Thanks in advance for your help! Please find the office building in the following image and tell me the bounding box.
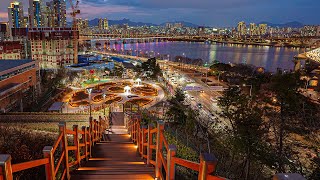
[29,0,42,27]
[8,1,24,29]
[0,60,38,112]
[28,27,78,69]
[98,18,108,30]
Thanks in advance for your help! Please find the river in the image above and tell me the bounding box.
[105,41,303,72]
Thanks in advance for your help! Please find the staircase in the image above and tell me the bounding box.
[71,116,155,179]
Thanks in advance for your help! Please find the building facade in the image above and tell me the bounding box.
[237,21,246,36]
[29,0,42,27]
[0,60,38,112]
[0,41,24,59]
[8,1,24,29]
[98,18,109,30]
[28,28,78,69]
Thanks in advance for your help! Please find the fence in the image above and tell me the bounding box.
[0,116,108,180]
[125,114,226,180]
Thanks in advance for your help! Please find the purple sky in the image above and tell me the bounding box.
[1,0,319,26]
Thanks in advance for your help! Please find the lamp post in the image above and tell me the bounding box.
[103,93,106,116]
[242,84,252,97]
[86,88,93,118]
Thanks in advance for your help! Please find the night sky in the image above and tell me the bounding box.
[0,0,319,26]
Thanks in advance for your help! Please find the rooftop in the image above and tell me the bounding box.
[0,60,33,72]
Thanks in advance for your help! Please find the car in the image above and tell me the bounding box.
[197,103,203,109]
[127,95,139,98]
[190,96,195,100]
[200,90,204,93]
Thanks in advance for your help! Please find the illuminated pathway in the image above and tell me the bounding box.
[71,116,155,179]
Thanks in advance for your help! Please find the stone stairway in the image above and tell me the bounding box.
[70,125,155,180]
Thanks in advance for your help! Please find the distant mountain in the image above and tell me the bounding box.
[257,21,304,28]
[88,18,157,27]
[160,21,199,27]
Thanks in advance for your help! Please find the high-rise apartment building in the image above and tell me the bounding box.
[8,1,24,29]
[259,24,268,36]
[53,0,67,27]
[98,18,108,30]
[249,23,257,36]
[28,28,78,69]
[42,0,66,28]
[317,26,320,37]
[29,0,42,27]
[237,21,246,36]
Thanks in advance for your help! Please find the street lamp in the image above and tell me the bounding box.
[103,93,107,116]
[242,84,252,96]
[86,88,93,119]
[136,78,141,86]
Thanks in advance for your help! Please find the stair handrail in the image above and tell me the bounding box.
[127,115,226,180]
[0,116,108,180]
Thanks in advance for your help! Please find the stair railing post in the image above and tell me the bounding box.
[198,153,218,180]
[167,145,177,180]
[155,121,164,178]
[87,127,92,158]
[93,119,97,143]
[59,122,70,180]
[141,125,147,158]
[147,124,151,165]
[0,155,13,180]
[82,126,89,161]
[73,125,80,167]
[43,146,55,180]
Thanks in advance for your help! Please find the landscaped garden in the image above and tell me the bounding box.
[71,91,88,101]
[108,86,125,93]
[131,86,158,96]
[92,93,117,102]
[126,98,153,106]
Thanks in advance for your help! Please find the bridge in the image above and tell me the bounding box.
[294,46,320,71]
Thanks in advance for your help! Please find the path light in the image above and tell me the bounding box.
[136,78,141,86]
[124,86,131,95]
[86,88,93,118]
[103,93,107,116]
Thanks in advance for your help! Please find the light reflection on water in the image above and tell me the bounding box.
[105,41,302,72]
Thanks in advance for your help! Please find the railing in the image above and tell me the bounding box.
[0,116,108,180]
[126,115,226,180]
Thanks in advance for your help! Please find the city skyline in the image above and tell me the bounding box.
[0,0,319,27]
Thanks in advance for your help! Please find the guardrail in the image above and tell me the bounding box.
[125,114,226,180]
[0,116,108,180]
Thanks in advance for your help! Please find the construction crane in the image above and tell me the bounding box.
[68,0,80,64]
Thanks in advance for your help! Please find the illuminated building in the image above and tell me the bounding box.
[237,21,246,36]
[258,24,267,36]
[0,41,24,59]
[29,0,42,27]
[8,1,24,29]
[98,18,109,30]
[249,23,257,36]
[0,22,9,41]
[28,27,78,69]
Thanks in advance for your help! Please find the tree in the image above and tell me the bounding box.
[218,86,269,179]
[268,72,302,172]
[166,88,187,125]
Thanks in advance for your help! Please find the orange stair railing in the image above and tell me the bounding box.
[126,114,226,180]
[0,116,108,180]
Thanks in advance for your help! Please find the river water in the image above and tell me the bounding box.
[107,41,303,72]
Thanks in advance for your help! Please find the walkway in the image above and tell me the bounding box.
[70,113,155,179]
